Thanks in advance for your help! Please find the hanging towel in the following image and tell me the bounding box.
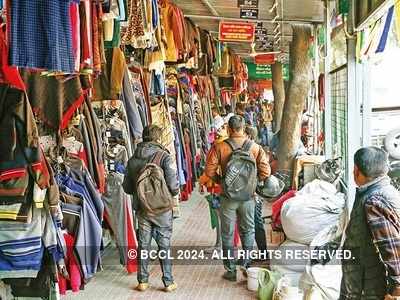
[376,6,394,53]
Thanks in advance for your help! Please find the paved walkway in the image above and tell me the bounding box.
[63,190,271,300]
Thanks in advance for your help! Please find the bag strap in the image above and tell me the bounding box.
[225,139,239,151]
[242,139,253,152]
[225,139,253,152]
[150,151,165,166]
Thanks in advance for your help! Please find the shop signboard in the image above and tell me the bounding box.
[219,21,255,43]
[247,63,272,80]
[237,0,258,8]
[246,62,290,81]
[240,8,259,19]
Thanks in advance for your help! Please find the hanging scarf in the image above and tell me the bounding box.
[376,5,394,53]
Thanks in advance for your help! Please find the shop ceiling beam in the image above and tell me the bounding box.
[184,14,323,24]
[200,0,219,16]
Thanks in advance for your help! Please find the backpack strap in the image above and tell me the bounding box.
[225,139,239,151]
[241,139,253,152]
[150,151,165,166]
[225,139,253,152]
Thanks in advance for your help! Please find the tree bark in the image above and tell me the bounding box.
[277,25,312,175]
[271,62,285,132]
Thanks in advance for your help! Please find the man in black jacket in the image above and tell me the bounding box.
[123,125,179,293]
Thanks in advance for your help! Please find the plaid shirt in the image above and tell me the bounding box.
[365,192,400,296]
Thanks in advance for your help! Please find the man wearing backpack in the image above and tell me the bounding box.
[123,125,179,292]
[205,115,270,281]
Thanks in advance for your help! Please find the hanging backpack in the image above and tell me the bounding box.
[136,151,174,216]
[223,139,257,201]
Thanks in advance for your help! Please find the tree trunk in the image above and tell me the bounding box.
[271,62,285,132]
[277,25,312,175]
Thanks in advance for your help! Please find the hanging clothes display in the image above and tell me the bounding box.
[92,100,138,274]
[0,0,248,296]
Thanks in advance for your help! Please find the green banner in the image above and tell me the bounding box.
[246,62,290,81]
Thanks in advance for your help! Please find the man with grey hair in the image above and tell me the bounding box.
[340,146,400,300]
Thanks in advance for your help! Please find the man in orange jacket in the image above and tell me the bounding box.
[204,115,270,281]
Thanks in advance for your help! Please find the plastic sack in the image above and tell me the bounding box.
[280,180,345,244]
[299,213,347,300]
[273,277,304,300]
[271,239,308,286]
[296,180,339,198]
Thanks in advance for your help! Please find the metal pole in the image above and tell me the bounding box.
[313,25,320,155]
[184,14,323,25]
[361,62,372,146]
[346,0,360,211]
[324,0,333,158]
[200,0,219,17]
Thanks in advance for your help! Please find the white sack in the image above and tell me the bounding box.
[271,239,309,283]
[281,180,345,244]
[299,213,347,300]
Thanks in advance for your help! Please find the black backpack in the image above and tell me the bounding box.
[136,151,174,216]
[223,139,257,201]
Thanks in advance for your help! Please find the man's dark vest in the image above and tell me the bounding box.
[341,177,400,299]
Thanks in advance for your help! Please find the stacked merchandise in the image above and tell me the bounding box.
[0,68,61,297]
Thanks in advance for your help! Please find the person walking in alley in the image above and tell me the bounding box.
[123,125,179,293]
[199,114,229,253]
[340,147,400,299]
[245,125,267,253]
[205,116,270,281]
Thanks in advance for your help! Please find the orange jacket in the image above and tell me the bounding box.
[204,132,270,183]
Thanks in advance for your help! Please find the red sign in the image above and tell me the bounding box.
[254,53,276,65]
[219,21,255,43]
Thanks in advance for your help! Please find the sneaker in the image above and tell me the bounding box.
[164,282,178,292]
[135,282,149,291]
[222,271,237,282]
